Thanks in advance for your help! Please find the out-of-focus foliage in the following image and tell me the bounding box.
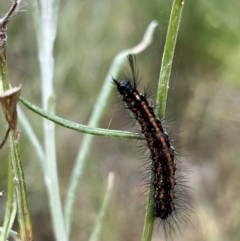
[0,0,240,240]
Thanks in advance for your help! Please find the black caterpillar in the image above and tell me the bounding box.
[113,55,190,238]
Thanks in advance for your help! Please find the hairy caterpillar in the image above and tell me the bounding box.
[113,55,191,238]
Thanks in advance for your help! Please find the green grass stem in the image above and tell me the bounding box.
[19,96,144,140]
[9,134,33,241]
[88,172,115,241]
[141,1,185,241]
[0,157,17,241]
[0,1,33,240]
[17,106,45,168]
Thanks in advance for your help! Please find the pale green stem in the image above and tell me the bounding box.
[0,227,20,240]
[45,96,67,241]
[88,173,115,241]
[17,106,45,168]
[31,0,66,240]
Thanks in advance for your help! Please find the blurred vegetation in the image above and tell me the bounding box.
[0,0,240,240]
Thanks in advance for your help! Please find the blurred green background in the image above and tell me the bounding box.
[1,0,240,240]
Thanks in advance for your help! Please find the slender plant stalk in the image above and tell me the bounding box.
[156,0,185,118]
[64,21,158,238]
[9,135,33,241]
[30,1,67,240]
[19,96,144,140]
[0,227,20,241]
[17,106,45,168]
[141,1,185,241]
[0,156,17,241]
[0,1,33,240]
[88,173,115,241]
